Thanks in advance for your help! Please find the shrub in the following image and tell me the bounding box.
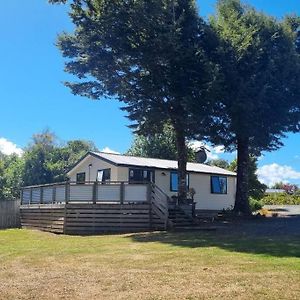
[249,197,263,212]
[261,193,300,205]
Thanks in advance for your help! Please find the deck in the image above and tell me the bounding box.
[20,181,171,234]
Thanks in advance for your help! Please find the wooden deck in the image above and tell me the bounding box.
[20,203,166,234]
[20,181,171,234]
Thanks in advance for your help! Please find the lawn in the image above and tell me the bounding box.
[0,228,299,300]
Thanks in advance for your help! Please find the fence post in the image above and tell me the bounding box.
[93,182,97,204]
[120,182,125,205]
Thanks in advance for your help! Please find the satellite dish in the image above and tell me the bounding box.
[195,146,209,163]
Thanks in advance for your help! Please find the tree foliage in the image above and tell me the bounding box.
[206,158,230,169]
[228,157,267,200]
[0,154,24,201]
[127,123,196,161]
[0,131,97,200]
[208,0,300,214]
[23,130,97,186]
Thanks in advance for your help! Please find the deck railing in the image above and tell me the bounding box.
[21,181,173,229]
[21,181,151,205]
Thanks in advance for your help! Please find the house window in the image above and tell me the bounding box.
[170,172,189,192]
[129,168,155,183]
[97,169,111,182]
[76,172,86,184]
[211,176,227,194]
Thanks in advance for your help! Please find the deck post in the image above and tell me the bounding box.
[65,182,70,204]
[148,183,153,229]
[40,187,43,204]
[93,182,97,204]
[120,182,125,205]
[20,189,23,205]
[52,185,56,204]
[29,188,32,205]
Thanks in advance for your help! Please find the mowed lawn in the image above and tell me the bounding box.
[0,227,300,300]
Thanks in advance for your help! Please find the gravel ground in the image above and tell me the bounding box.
[264,205,300,216]
[217,214,300,237]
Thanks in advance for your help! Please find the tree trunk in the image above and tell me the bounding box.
[234,136,252,215]
[174,128,188,203]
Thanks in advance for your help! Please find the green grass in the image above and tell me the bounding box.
[0,229,299,299]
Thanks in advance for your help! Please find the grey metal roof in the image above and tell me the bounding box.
[265,189,285,194]
[89,152,236,176]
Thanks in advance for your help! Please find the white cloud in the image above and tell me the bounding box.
[101,147,120,154]
[257,163,300,186]
[214,145,225,154]
[0,137,23,156]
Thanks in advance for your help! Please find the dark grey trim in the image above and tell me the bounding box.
[210,176,228,194]
[76,172,86,184]
[170,171,190,192]
[97,168,111,182]
[128,167,156,183]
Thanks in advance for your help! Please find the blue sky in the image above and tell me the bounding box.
[0,0,300,186]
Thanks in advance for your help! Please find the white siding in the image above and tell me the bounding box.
[68,155,119,182]
[154,170,236,211]
[68,154,236,210]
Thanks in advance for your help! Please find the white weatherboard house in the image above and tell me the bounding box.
[67,152,237,211]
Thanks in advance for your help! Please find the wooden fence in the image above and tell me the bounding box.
[0,200,20,229]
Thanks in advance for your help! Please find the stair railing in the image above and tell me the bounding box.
[151,183,173,229]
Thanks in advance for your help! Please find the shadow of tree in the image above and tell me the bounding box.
[128,224,300,258]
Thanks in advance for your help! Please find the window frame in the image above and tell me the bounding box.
[170,171,189,192]
[211,176,228,194]
[76,172,86,184]
[128,168,155,183]
[97,168,111,182]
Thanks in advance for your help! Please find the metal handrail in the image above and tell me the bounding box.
[21,180,152,190]
[21,181,152,205]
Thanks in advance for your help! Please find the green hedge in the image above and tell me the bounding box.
[261,193,300,205]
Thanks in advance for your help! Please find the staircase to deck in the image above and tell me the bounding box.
[151,184,196,229]
[168,206,195,227]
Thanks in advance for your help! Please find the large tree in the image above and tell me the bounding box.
[228,157,266,200]
[209,0,300,214]
[49,0,219,201]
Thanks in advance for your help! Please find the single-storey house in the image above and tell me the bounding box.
[67,151,236,211]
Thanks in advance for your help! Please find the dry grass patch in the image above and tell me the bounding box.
[0,229,299,299]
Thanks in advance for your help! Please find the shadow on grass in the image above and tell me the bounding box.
[128,230,300,258]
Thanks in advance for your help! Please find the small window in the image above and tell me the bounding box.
[170,172,189,192]
[76,172,86,184]
[97,169,111,182]
[211,176,227,194]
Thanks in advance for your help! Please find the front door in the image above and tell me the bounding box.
[129,168,155,183]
